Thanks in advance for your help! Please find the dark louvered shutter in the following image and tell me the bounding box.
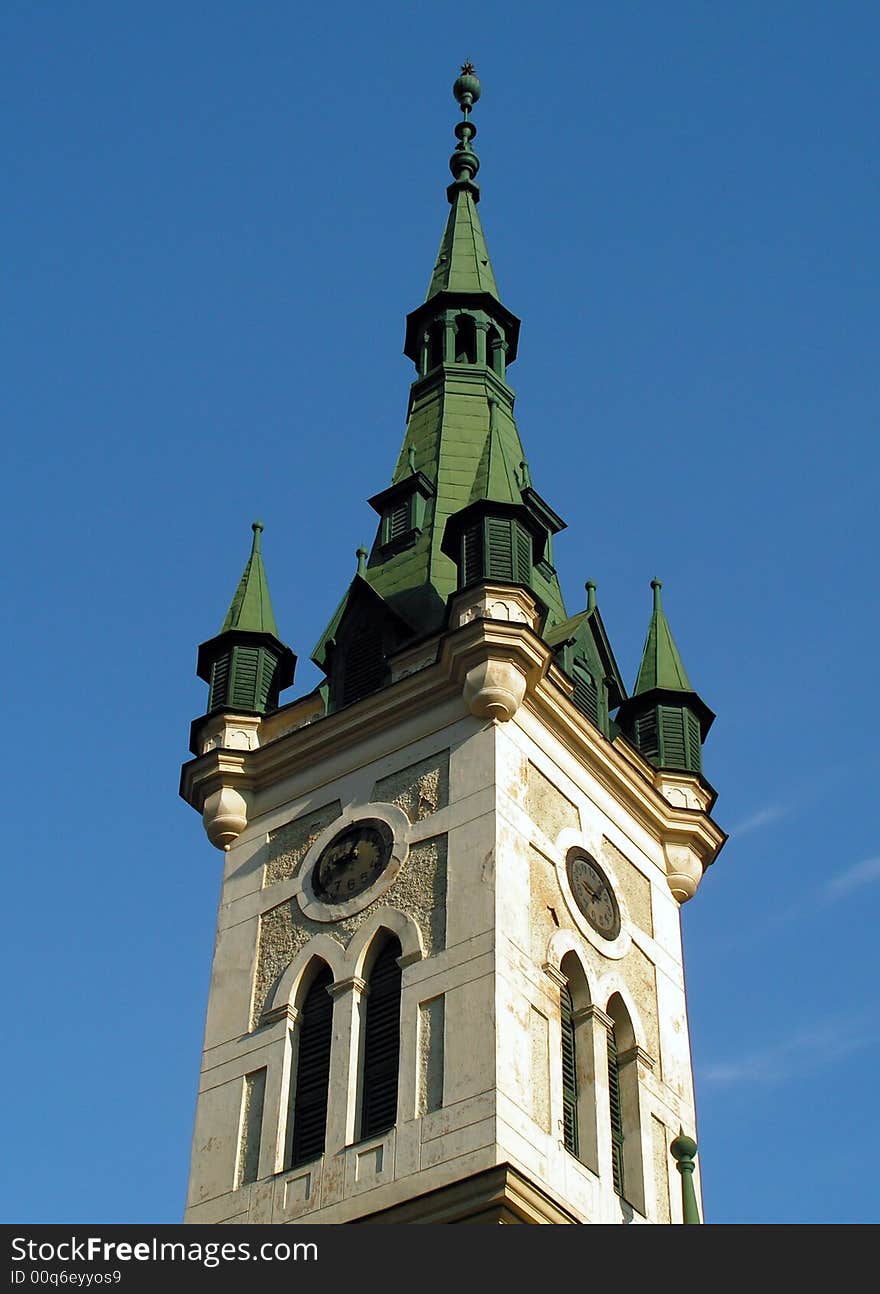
[561,983,579,1156]
[289,967,333,1166]
[231,646,260,709]
[341,621,385,706]
[608,1025,625,1196]
[659,706,687,769]
[486,518,514,581]
[209,653,230,710]
[360,941,402,1140]
[513,523,532,583]
[462,522,483,585]
[259,651,278,711]
[684,709,702,773]
[634,710,659,762]
[572,663,599,725]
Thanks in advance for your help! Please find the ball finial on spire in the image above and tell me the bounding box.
[453,61,481,113]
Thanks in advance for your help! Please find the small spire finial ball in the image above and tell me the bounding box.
[670,1132,698,1162]
[453,62,481,112]
[252,520,264,534]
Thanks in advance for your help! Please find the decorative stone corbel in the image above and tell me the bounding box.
[202,785,250,851]
[663,841,705,902]
[463,658,527,721]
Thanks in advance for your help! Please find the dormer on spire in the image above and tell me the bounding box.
[195,521,296,719]
[617,580,714,775]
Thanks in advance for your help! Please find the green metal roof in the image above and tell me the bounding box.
[633,580,693,695]
[426,186,500,301]
[220,521,280,637]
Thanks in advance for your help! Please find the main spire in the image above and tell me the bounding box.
[425,63,500,301]
[313,67,574,710]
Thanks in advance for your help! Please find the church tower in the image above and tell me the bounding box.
[180,66,724,1225]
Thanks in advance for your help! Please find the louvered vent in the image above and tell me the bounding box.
[607,1026,625,1197]
[685,709,702,773]
[208,653,230,710]
[514,523,532,583]
[634,709,659,761]
[660,706,687,769]
[561,982,579,1156]
[462,522,483,585]
[486,518,514,581]
[572,663,599,726]
[230,646,260,709]
[289,966,333,1166]
[386,501,410,543]
[341,623,386,707]
[359,941,402,1140]
[259,651,278,711]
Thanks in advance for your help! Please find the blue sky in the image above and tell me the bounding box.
[3,2,878,1225]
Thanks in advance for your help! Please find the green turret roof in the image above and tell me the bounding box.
[633,579,693,695]
[426,185,500,300]
[220,521,280,637]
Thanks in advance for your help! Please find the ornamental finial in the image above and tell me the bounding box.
[449,61,481,188]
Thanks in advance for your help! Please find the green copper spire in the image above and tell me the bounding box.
[425,63,500,301]
[196,521,295,717]
[220,521,280,637]
[313,68,578,709]
[632,580,693,696]
[617,580,714,776]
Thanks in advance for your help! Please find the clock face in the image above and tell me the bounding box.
[566,850,620,940]
[312,819,394,905]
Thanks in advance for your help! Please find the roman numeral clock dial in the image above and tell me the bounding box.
[566,848,621,940]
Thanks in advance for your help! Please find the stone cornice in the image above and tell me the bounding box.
[180,611,725,897]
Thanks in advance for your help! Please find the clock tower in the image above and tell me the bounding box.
[180,66,724,1225]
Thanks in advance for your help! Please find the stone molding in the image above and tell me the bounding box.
[618,1044,655,1073]
[181,610,725,895]
[351,1163,579,1225]
[259,1003,300,1029]
[326,976,368,1001]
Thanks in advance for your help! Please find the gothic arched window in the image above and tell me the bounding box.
[288,963,334,1167]
[606,993,645,1213]
[559,951,598,1172]
[359,937,402,1140]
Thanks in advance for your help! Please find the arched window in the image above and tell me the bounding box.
[559,951,598,1172]
[487,324,506,378]
[606,993,645,1213]
[424,321,444,372]
[288,963,334,1167]
[359,937,402,1140]
[454,314,477,364]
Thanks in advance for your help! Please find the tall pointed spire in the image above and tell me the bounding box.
[196,521,295,717]
[424,64,500,301]
[632,580,693,695]
[617,580,713,776]
[220,521,280,637]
